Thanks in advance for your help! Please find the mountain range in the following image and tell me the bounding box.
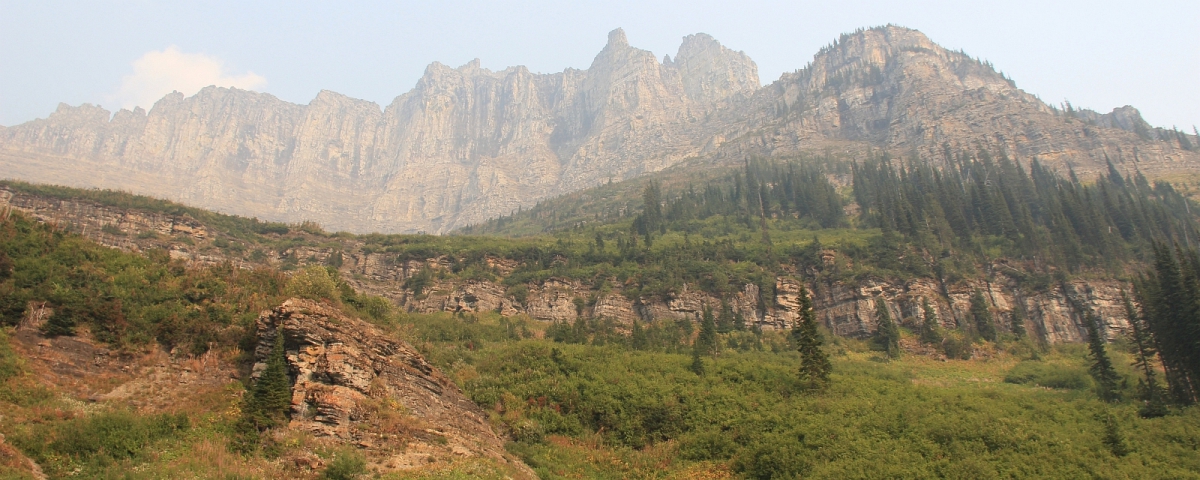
[2,25,1197,233]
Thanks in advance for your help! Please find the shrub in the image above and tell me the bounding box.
[941,331,973,360]
[319,450,366,480]
[285,266,340,304]
[1004,361,1093,390]
[13,411,189,470]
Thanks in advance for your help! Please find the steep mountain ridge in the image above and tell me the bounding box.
[0,28,757,233]
[2,26,1196,234]
[711,26,1197,174]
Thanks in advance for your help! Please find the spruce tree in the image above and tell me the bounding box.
[873,297,901,359]
[792,286,831,390]
[250,331,293,428]
[235,330,293,452]
[697,308,718,357]
[1124,290,1167,417]
[717,300,735,333]
[689,343,705,376]
[919,298,943,345]
[630,319,648,351]
[970,289,997,342]
[1084,308,1122,402]
[1010,304,1028,339]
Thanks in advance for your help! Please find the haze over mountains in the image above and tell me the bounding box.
[2,25,1197,233]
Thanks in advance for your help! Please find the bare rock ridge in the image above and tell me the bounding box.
[1,26,1197,233]
[253,298,534,476]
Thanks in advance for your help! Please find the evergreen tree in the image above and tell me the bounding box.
[1102,413,1131,457]
[716,300,735,333]
[919,298,943,345]
[970,289,997,342]
[873,297,901,359]
[792,285,831,390]
[697,308,718,357]
[250,331,293,427]
[1083,307,1122,402]
[630,319,648,351]
[689,343,705,376]
[1124,290,1168,417]
[235,330,293,452]
[1010,304,1028,339]
[1141,243,1200,404]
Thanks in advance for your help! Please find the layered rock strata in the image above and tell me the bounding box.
[3,26,1196,234]
[252,299,533,476]
[0,29,756,234]
[1,185,1135,345]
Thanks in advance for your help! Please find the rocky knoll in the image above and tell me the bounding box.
[3,26,1196,234]
[253,298,534,476]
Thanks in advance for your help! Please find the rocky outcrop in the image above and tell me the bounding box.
[4,26,1195,234]
[3,184,1134,346]
[252,299,533,476]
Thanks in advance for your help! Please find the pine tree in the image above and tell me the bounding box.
[689,343,705,376]
[873,297,901,359]
[1102,413,1131,457]
[235,329,293,452]
[1010,304,1028,339]
[630,319,648,351]
[919,298,943,345]
[250,331,293,428]
[697,308,718,357]
[716,300,734,333]
[970,289,997,342]
[1084,308,1122,402]
[1124,290,1167,417]
[792,285,832,390]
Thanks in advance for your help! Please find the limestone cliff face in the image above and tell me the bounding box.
[0,29,756,234]
[2,26,1196,234]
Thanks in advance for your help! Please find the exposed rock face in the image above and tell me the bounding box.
[253,299,533,476]
[0,28,755,234]
[714,27,1199,179]
[2,185,1136,347]
[4,26,1194,234]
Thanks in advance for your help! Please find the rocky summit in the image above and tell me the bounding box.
[1,26,1197,233]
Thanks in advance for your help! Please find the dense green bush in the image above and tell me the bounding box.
[12,411,189,473]
[0,212,289,353]
[1004,360,1093,390]
[319,450,366,480]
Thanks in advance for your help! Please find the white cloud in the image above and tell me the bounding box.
[108,46,267,111]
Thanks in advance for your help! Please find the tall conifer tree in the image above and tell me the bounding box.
[792,285,831,390]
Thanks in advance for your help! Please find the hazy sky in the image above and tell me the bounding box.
[1,0,1197,129]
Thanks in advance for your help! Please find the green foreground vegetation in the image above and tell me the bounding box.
[3,145,1200,477]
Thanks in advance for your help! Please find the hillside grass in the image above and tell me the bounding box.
[397,312,1200,479]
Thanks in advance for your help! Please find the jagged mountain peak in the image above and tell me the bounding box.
[2,26,1196,234]
[606,27,629,49]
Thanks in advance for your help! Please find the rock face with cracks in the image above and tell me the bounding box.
[4,26,1194,234]
[251,298,533,476]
